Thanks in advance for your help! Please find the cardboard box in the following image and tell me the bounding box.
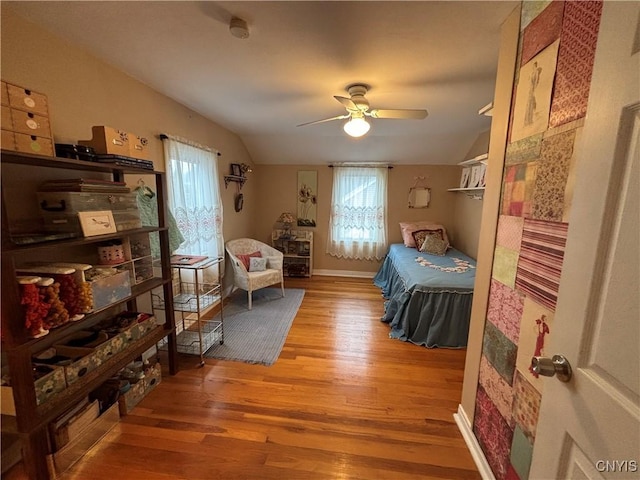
[40,346,96,386]
[32,364,67,406]
[118,363,161,415]
[1,364,67,415]
[79,126,130,157]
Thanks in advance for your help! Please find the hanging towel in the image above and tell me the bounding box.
[136,187,185,258]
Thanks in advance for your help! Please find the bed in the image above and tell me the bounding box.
[373,243,477,348]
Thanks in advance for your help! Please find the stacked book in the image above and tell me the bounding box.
[38,178,131,193]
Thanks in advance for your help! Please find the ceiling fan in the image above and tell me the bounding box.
[297,84,428,137]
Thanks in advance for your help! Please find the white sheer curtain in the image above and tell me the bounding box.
[162,136,224,260]
[326,165,388,260]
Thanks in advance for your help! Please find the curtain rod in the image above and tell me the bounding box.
[159,133,221,156]
[329,164,393,169]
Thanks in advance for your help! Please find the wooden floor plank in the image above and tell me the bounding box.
[5,276,479,480]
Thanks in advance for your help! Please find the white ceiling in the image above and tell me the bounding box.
[5,1,517,165]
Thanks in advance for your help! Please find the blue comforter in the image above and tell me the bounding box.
[373,244,476,348]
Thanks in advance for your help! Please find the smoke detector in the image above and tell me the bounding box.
[229,17,250,39]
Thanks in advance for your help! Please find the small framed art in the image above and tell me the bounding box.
[230,163,242,177]
[460,167,471,188]
[78,210,117,237]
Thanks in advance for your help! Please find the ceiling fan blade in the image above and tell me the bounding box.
[334,95,358,110]
[297,114,350,127]
[369,108,428,119]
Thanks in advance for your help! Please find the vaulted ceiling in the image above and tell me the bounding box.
[4,1,518,165]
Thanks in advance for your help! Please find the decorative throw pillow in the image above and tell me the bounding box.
[419,231,448,256]
[265,256,280,269]
[411,228,444,251]
[249,256,268,272]
[237,251,262,270]
[399,221,450,248]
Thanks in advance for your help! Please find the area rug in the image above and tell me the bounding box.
[204,288,304,366]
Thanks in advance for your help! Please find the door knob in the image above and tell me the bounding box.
[530,355,572,382]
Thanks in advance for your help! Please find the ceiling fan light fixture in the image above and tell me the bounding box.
[343,116,370,137]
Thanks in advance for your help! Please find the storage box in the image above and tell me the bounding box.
[57,330,124,368]
[14,132,54,156]
[32,364,67,406]
[10,109,51,137]
[1,129,15,150]
[128,133,151,160]
[37,191,138,214]
[1,80,55,157]
[78,126,130,157]
[2,105,12,129]
[1,81,8,106]
[47,402,119,476]
[89,270,131,311]
[1,363,67,415]
[37,346,95,386]
[118,363,161,415]
[7,83,50,117]
[50,399,100,451]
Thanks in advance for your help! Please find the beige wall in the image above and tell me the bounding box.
[255,164,461,274]
[2,9,484,273]
[1,10,256,242]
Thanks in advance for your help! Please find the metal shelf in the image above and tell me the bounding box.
[152,257,224,366]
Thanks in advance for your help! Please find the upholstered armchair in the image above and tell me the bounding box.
[225,238,285,310]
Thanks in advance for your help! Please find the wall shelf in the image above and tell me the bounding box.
[223,175,246,189]
[452,152,487,200]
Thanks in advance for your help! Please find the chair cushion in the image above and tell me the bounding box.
[237,251,262,270]
[249,257,267,272]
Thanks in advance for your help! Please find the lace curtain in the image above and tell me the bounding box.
[326,165,388,260]
[162,136,224,260]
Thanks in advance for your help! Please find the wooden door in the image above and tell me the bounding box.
[530,2,639,478]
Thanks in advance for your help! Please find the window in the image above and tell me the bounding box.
[162,136,224,260]
[326,166,388,260]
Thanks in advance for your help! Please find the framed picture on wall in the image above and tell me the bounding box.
[297,170,317,227]
[230,163,242,177]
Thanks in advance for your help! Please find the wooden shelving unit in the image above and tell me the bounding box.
[271,229,313,277]
[0,149,178,480]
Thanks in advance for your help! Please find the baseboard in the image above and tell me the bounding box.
[313,269,376,279]
[454,405,496,480]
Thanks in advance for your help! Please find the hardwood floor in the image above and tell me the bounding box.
[6,276,480,480]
